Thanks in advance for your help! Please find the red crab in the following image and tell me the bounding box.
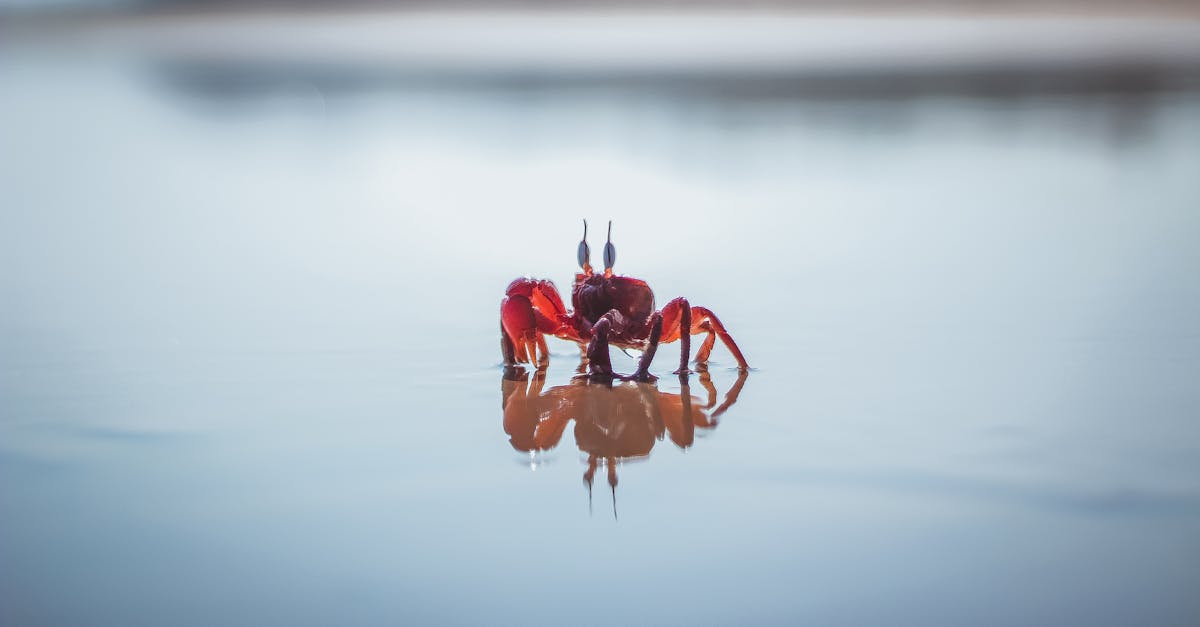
[500,221,749,380]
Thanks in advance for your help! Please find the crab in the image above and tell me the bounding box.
[500,221,749,380]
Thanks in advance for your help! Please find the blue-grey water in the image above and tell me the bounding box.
[2,37,1200,626]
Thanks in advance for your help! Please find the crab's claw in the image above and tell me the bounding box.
[501,278,570,365]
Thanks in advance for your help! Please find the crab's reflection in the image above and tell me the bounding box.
[502,367,749,515]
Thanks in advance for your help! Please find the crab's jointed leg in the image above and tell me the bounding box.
[585,313,617,379]
[630,313,663,382]
[661,299,749,371]
[660,298,692,374]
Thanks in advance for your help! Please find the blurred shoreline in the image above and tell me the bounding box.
[7,10,1200,83]
[4,0,1200,19]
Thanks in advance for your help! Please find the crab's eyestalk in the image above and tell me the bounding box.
[577,219,593,275]
[603,221,616,277]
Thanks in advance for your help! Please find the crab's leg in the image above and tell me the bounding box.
[629,313,663,383]
[660,299,749,371]
[585,315,616,379]
[691,307,748,369]
[659,298,692,374]
[694,323,717,367]
[536,335,550,368]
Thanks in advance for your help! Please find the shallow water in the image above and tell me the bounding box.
[2,46,1200,626]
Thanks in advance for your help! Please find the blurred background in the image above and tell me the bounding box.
[2,1,1199,626]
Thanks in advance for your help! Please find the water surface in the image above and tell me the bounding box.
[2,39,1200,626]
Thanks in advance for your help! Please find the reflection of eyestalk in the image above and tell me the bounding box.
[608,457,618,521]
[577,219,592,275]
[584,455,597,515]
[581,455,619,519]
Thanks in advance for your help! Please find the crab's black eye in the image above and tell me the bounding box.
[603,221,616,271]
[577,219,592,271]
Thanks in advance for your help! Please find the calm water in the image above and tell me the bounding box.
[2,42,1200,626]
